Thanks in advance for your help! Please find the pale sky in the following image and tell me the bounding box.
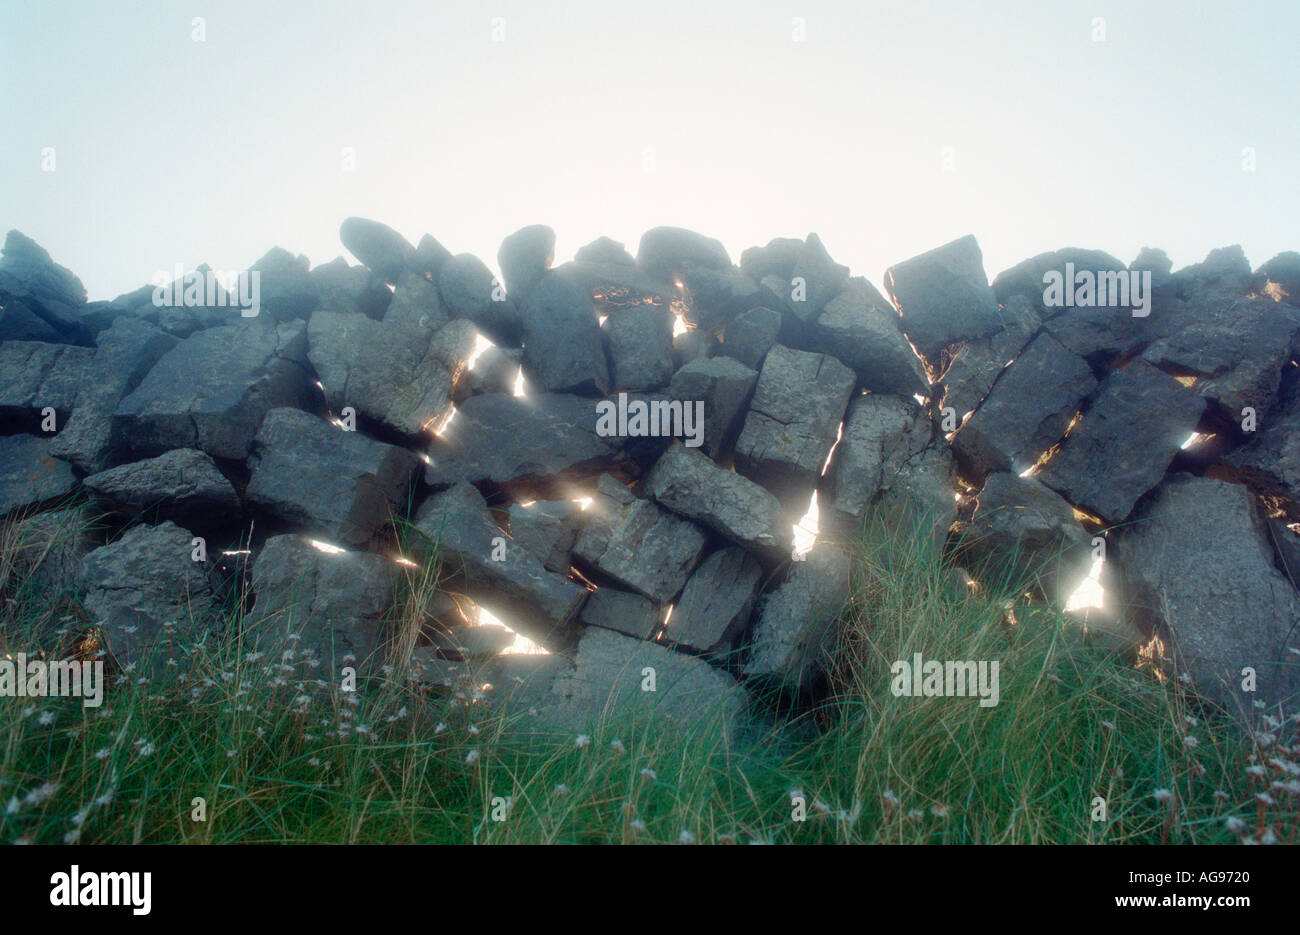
[3,0,1296,301]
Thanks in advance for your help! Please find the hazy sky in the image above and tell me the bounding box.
[3,0,1296,301]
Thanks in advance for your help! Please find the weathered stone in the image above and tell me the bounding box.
[573,475,706,603]
[1037,360,1205,523]
[339,217,415,283]
[508,499,582,573]
[884,234,1001,360]
[0,298,60,342]
[76,521,216,666]
[952,332,1097,482]
[739,238,803,282]
[113,318,311,460]
[245,408,418,548]
[1258,251,1300,307]
[672,328,717,370]
[248,534,398,668]
[110,266,243,338]
[788,233,850,324]
[414,482,587,645]
[637,227,730,282]
[964,472,1093,604]
[83,449,239,529]
[603,303,674,392]
[721,305,781,370]
[579,586,661,640]
[939,295,1041,418]
[734,345,855,512]
[809,277,930,396]
[877,440,958,553]
[424,392,619,495]
[665,547,761,655]
[741,543,852,692]
[1140,295,1297,418]
[50,318,179,473]
[991,247,1129,311]
[546,627,749,735]
[438,253,520,348]
[464,344,522,397]
[520,268,610,394]
[309,257,392,319]
[250,247,318,321]
[0,435,78,520]
[498,224,555,304]
[680,263,776,333]
[1119,476,1300,712]
[823,394,931,531]
[667,356,758,459]
[411,234,454,281]
[644,442,793,559]
[308,308,474,438]
[6,504,97,593]
[0,341,94,433]
[0,230,89,343]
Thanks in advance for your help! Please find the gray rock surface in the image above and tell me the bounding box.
[245,407,418,548]
[721,305,781,370]
[113,318,311,459]
[498,224,555,305]
[579,586,662,641]
[637,227,730,282]
[83,448,239,529]
[520,268,610,394]
[603,302,675,392]
[339,216,414,283]
[665,546,762,655]
[508,499,583,573]
[0,341,94,433]
[438,253,520,348]
[939,295,1041,418]
[667,356,758,459]
[823,394,931,531]
[809,277,930,397]
[884,234,1001,361]
[0,435,78,519]
[1119,476,1300,713]
[573,475,707,603]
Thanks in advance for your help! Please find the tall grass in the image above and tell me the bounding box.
[0,504,1294,844]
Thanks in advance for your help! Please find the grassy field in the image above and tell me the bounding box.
[0,503,1295,845]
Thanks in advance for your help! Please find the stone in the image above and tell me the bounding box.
[76,521,216,666]
[0,298,60,343]
[573,474,707,603]
[680,263,776,333]
[1037,360,1205,523]
[964,472,1094,605]
[309,257,392,319]
[809,277,930,397]
[741,543,852,692]
[739,238,803,282]
[1258,251,1300,306]
[667,356,758,459]
[6,505,97,594]
[672,328,717,370]
[823,394,931,531]
[545,627,749,735]
[952,332,1097,482]
[49,318,179,473]
[411,234,454,281]
[939,295,1041,418]
[578,586,661,640]
[113,318,312,460]
[0,435,78,520]
[83,448,240,530]
[877,440,958,553]
[520,268,610,394]
[664,547,762,655]
[637,226,730,282]
[884,234,1001,360]
[734,345,855,512]
[644,442,793,559]
[508,499,582,573]
[438,253,520,348]
[424,392,620,495]
[602,302,674,392]
[308,308,475,438]
[110,266,243,338]
[464,344,522,397]
[1140,295,1297,418]
[248,534,398,668]
[1119,476,1300,712]
[991,247,1129,311]
[721,305,781,370]
[414,482,587,645]
[0,230,89,343]
[245,408,418,548]
[0,341,94,433]
[250,247,318,321]
[339,217,415,283]
[787,233,850,324]
[498,224,555,304]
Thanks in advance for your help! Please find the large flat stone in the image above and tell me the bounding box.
[808,277,929,397]
[83,448,240,530]
[245,407,418,548]
[822,394,932,531]
[939,295,1041,419]
[884,234,1001,361]
[0,435,78,520]
[0,341,94,433]
[666,356,758,459]
[520,268,610,394]
[664,546,761,655]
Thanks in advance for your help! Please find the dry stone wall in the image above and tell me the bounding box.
[3,221,1299,731]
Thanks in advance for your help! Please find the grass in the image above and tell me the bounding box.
[0,501,1296,844]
